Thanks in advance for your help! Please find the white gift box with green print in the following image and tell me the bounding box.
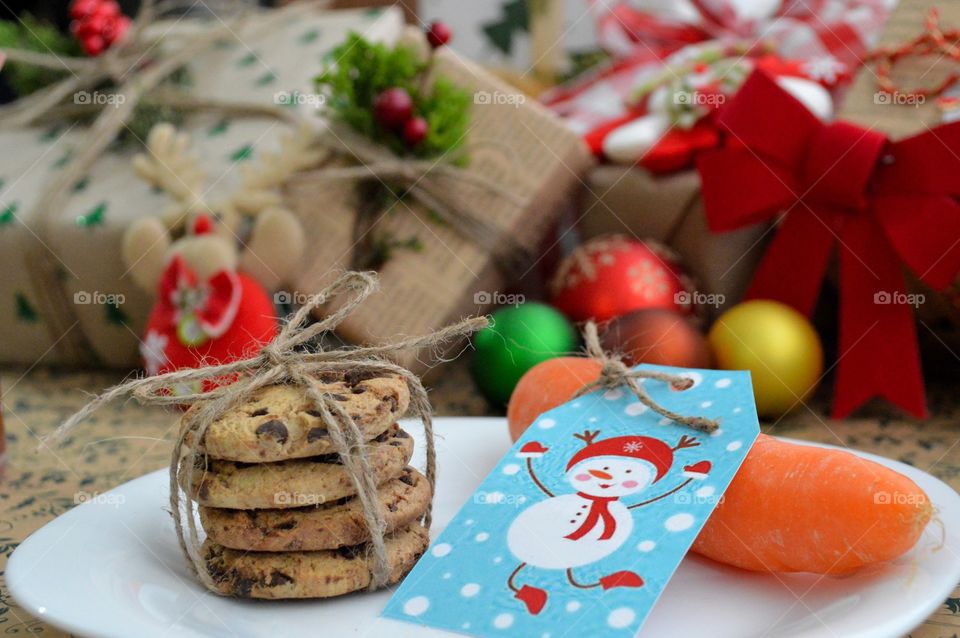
[0,7,403,368]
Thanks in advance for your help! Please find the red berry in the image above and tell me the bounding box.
[426,21,452,48]
[82,34,106,56]
[373,87,413,130]
[104,15,130,42]
[403,117,429,146]
[91,1,120,18]
[75,14,109,38]
[70,0,100,20]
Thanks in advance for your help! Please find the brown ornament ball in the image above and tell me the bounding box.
[600,308,711,369]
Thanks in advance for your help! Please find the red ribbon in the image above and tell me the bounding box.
[565,493,619,541]
[697,70,960,418]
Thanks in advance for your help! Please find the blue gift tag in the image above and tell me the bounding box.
[383,365,760,637]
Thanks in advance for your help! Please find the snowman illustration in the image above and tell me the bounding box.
[505,429,711,615]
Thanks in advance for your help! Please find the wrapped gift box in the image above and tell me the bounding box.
[286,39,593,374]
[0,7,403,367]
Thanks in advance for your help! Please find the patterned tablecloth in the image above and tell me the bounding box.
[0,363,957,637]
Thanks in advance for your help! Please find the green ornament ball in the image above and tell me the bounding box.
[471,302,577,406]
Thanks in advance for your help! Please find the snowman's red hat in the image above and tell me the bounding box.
[566,435,676,482]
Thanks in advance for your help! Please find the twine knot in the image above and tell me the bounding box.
[576,321,718,434]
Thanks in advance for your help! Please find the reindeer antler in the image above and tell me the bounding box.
[573,430,601,446]
[673,434,700,451]
[231,123,327,216]
[132,123,208,207]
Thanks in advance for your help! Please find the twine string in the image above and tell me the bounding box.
[46,271,488,592]
[574,321,718,433]
[290,122,530,271]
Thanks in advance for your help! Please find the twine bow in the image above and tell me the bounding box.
[46,271,488,593]
[292,122,530,273]
[576,321,718,433]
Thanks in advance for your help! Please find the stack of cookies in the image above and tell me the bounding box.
[181,370,432,599]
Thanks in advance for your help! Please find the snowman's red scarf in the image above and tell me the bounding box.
[566,493,619,541]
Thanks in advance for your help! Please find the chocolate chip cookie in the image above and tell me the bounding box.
[186,425,414,509]
[200,467,431,551]
[202,523,429,598]
[183,371,410,462]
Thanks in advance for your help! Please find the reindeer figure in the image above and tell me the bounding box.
[121,123,322,377]
[505,429,712,615]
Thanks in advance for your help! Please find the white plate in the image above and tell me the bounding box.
[8,417,960,638]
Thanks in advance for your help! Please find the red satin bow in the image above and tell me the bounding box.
[156,255,241,341]
[697,70,960,418]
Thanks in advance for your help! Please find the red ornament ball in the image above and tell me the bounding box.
[550,235,695,323]
[426,21,453,48]
[599,308,711,369]
[373,87,413,130]
[403,116,429,146]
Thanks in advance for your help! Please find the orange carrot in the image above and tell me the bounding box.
[508,359,933,575]
[692,434,932,575]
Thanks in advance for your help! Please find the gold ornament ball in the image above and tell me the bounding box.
[708,300,823,418]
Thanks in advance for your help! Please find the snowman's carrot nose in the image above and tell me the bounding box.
[588,469,613,480]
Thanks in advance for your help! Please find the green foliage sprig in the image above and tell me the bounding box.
[0,14,82,97]
[315,32,470,158]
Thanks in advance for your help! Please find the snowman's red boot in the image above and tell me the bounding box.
[514,584,548,615]
[600,571,644,590]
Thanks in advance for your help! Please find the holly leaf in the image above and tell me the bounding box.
[946,597,960,614]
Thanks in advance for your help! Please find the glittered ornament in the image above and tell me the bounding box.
[708,300,823,419]
[550,235,695,323]
[471,303,577,406]
[600,308,710,369]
